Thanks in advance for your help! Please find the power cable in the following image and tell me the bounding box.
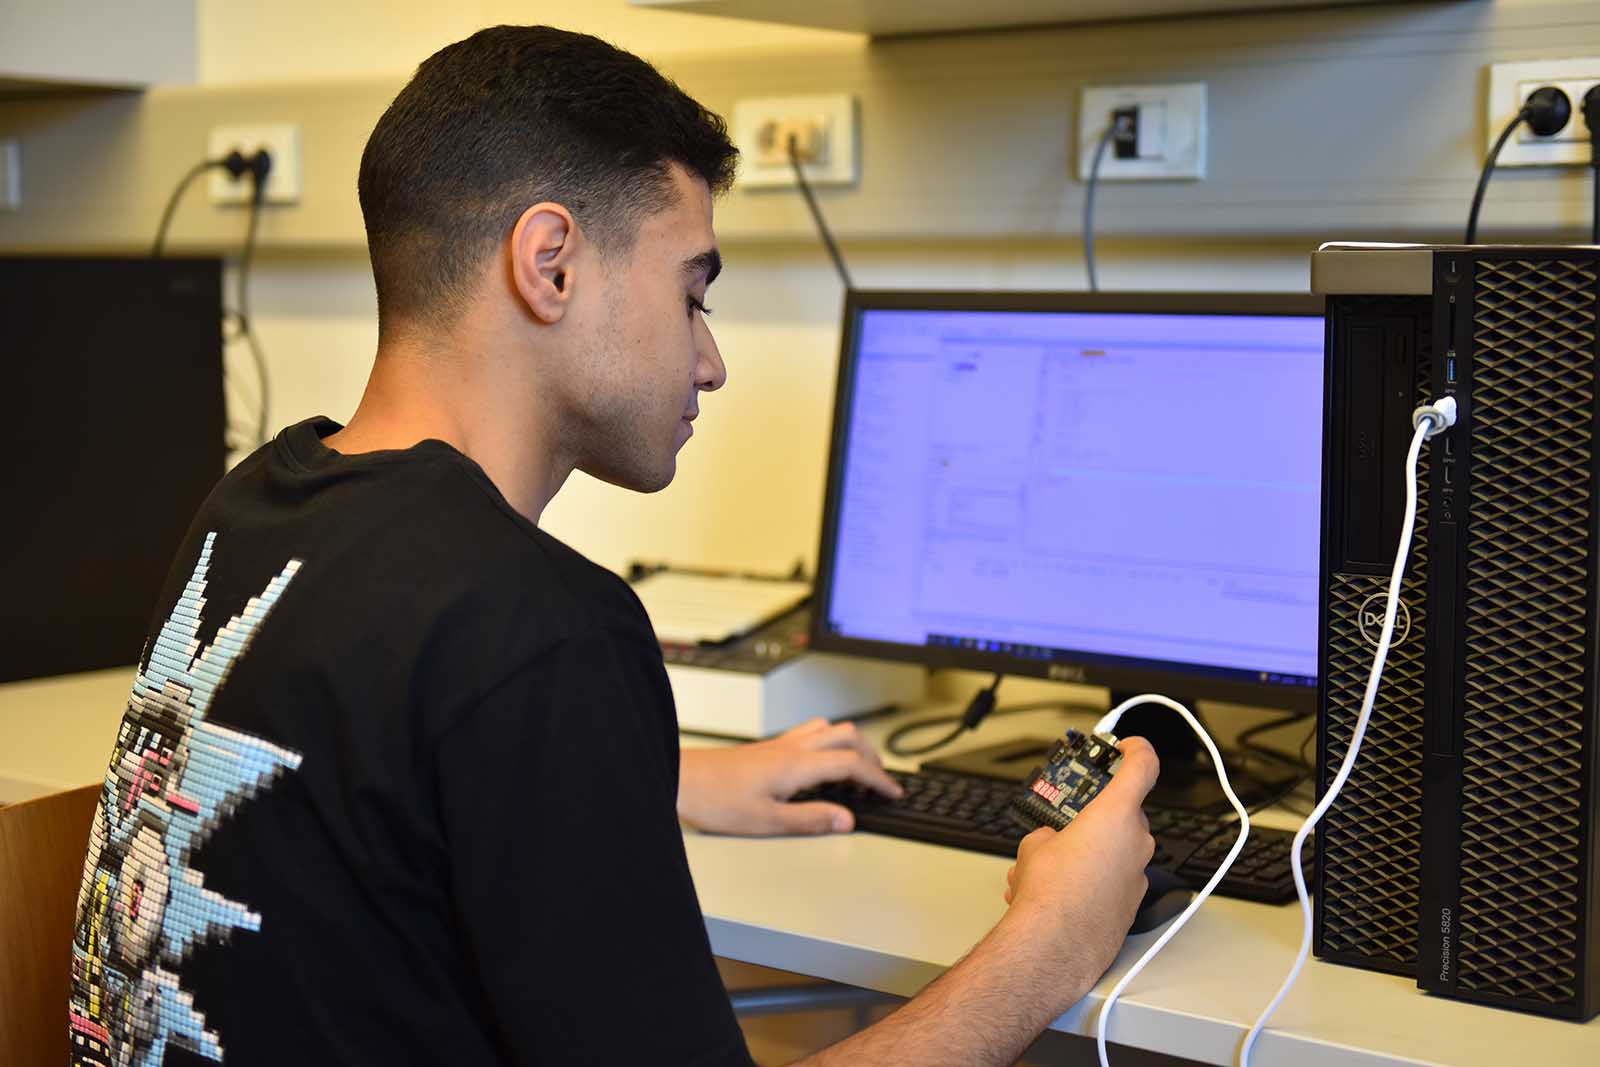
[787,134,854,291]
[1465,86,1571,244]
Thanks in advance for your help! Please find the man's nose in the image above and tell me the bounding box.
[697,324,727,392]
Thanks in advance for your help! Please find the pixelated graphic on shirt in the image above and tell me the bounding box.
[69,532,303,1067]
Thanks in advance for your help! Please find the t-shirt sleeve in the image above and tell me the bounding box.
[434,629,754,1067]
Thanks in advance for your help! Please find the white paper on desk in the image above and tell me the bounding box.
[631,572,810,645]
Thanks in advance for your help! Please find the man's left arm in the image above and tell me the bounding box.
[677,718,904,836]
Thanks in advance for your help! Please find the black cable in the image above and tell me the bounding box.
[1593,161,1600,246]
[1231,711,1310,756]
[881,689,1091,760]
[786,134,854,291]
[1083,123,1117,292]
[154,150,272,448]
[1464,114,1526,246]
[1465,86,1572,244]
[152,151,253,258]
[885,718,967,758]
[239,158,271,447]
[152,160,221,257]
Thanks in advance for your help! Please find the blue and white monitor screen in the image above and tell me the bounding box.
[823,307,1324,688]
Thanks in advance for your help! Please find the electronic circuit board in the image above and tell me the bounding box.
[1011,728,1123,832]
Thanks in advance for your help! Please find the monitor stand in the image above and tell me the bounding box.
[921,691,1304,814]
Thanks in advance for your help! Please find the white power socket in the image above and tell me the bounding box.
[733,94,857,189]
[207,124,302,204]
[1077,83,1206,181]
[1486,58,1600,167]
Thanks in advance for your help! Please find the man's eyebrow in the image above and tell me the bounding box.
[681,249,722,287]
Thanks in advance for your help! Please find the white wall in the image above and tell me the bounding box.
[203,2,1312,575]
[197,0,861,85]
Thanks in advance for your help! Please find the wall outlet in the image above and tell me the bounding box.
[1077,83,1206,181]
[0,138,18,210]
[1486,58,1600,167]
[207,124,302,204]
[734,94,857,189]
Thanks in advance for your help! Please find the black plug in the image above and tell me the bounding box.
[959,673,1003,730]
[1523,85,1572,137]
[1465,85,1574,245]
[247,148,272,186]
[1111,105,1139,160]
[219,148,272,191]
[1582,85,1600,163]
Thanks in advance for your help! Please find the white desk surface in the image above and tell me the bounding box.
[682,706,1600,1067]
[0,666,131,802]
[6,672,1599,1065]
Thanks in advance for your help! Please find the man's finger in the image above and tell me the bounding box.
[773,800,853,835]
[1016,825,1054,860]
[803,721,884,767]
[1101,735,1160,804]
[788,748,903,799]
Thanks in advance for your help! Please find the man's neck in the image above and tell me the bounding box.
[325,331,571,524]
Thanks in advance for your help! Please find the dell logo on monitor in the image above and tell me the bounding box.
[1357,593,1412,650]
[1047,664,1087,683]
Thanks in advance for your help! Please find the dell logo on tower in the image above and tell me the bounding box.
[1357,592,1412,650]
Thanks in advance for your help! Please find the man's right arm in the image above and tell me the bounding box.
[793,737,1160,1067]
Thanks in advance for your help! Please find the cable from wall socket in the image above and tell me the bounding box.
[786,134,854,291]
[1465,86,1572,244]
[232,154,272,448]
[152,152,250,257]
[1083,122,1118,292]
[1238,395,1457,1067]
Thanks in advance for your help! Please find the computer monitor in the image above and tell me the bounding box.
[811,290,1325,807]
[0,256,226,683]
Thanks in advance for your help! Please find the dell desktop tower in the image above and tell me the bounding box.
[1314,243,1600,1019]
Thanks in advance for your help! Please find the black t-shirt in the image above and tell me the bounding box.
[68,417,753,1067]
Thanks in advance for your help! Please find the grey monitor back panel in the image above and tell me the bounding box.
[0,256,225,683]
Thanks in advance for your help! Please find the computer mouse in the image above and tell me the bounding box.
[1129,864,1192,935]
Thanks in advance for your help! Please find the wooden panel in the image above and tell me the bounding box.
[0,784,99,1067]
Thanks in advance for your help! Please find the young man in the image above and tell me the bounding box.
[69,26,1157,1067]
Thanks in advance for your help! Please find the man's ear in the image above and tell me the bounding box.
[509,203,581,324]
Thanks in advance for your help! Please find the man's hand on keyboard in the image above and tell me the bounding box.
[1002,737,1159,985]
[678,718,905,836]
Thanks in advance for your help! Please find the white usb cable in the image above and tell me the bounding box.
[1090,694,1252,1067]
[1238,394,1456,1066]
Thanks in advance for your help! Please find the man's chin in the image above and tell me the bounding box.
[582,457,675,495]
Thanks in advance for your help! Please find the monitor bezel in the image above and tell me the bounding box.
[809,288,1325,713]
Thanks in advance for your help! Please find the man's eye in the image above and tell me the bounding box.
[688,296,713,317]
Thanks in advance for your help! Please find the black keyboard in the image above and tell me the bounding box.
[804,768,1309,904]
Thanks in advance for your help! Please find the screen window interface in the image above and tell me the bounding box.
[823,308,1323,689]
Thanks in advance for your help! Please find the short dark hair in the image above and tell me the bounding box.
[358,26,738,330]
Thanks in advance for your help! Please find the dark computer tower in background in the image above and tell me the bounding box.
[0,256,226,683]
[1315,243,1600,1019]
[1313,269,1433,978]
